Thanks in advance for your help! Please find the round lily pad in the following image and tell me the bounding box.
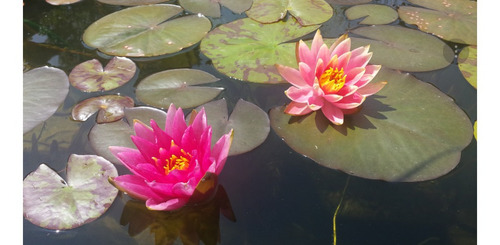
[246,0,333,26]
[136,69,223,109]
[69,57,137,92]
[201,17,319,83]
[24,66,69,134]
[97,0,169,6]
[398,0,476,45]
[345,4,398,25]
[46,0,82,5]
[71,95,135,123]
[270,68,473,182]
[179,0,252,17]
[23,154,118,230]
[190,98,270,156]
[457,45,477,89]
[82,4,212,57]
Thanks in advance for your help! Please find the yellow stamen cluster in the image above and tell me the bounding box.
[319,67,346,94]
[151,142,192,175]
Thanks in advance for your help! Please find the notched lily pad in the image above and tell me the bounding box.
[97,0,170,6]
[23,154,118,230]
[345,4,398,25]
[69,57,136,92]
[136,69,223,109]
[82,4,212,57]
[457,45,477,89]
[180,0,253,17]
[246,0,333,26]
[71,95,135,123]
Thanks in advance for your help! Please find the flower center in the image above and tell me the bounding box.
[319,67,346,94]
[152,141,192,175]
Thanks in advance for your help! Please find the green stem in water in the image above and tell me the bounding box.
[333,175,350,245]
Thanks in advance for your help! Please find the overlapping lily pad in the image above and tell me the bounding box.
[457,45,477,89]
[270,68,473,182]
[180,0,253,17]
[24,66,69,133]
[136,69,223,109]
[398,0,476,45]
[46,0,82,5]
[326,0,370,5]
[191,99,270,156]
[345,4,398,25]
[246,0,333,26]
[71,95,135,123]
[201,17,319,83]
[82,4,212,57]
[23,154,118,230]
[69,57,137,92]
[97,0,169,6]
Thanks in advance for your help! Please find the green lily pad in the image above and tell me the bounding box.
[179,0,253,17]
[347,25,454,72]
[270,68,473,182]
[23,154,118,230]
[345,4,398,25]
[473,121,477,140]
[457,45,477,89]
[89,106,167,165]
[69,57,137,92]
[97,0,170,6]
[82,4,212,57]
[190,98,270,156]
[24,66,69,134]
[326,0,371,5]
[398,0,476,45]
[246,0,333,26]
[136,69,223,109]
[46,0,82,5]
[200,17,319,83]
[71,95,135,123]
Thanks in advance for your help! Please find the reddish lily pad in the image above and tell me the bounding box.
[46,0,82,5]
[179,0,253,17]
[82,4,212,57]
[23,154,118,230]
[69,57,137,92]
[136,69,223,109]
[246,0,333,26]
[270,68,473,182]
[457,45,477,89]
[24,66,69,133]
[97,0,169,6]
[398,0,476,45]
[345,4,398,25]
[200,17,319,83]
[71,95,135,123]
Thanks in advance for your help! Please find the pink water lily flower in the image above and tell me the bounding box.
[276,30,386,125]
[109,104,233,211]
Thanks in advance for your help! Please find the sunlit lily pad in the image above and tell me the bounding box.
[326,0,370,5]
[24,66,69,133]
[246,0,333,26]
[179,0,253,17]
[82,4,212,57]
[69,57,136,92]
[23,154,118,230]
[71,95,135,123]
[270,68,473,182]
[46,0,82,5]
[190,99,270,156]
[97,0,169,6]
[136,69,223,109]
[398,0,476,45]
[345,4,398,25]
[457,45,477,89]
[473,121,476,140]
[201,17,319,83]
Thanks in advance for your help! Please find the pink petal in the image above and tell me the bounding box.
[323,93,343,103]
[276,64,308,88]
[321,103,344,125]
[171,107,187,142]
[330,38,351,59]
[356,65,381,88]
[307,94,324,110]
[284,101,314,115]
[298,40,315,67]
[299,62,314,86]
[334,93,365,109]
[190,107,208,141]
[133,120,155,143]
[211,129,233,175]
[347,47,372,70]
[336,51,351,70]
[357,81,387,96]
[110,175,163,201]
[109,146,148,173]
[316,44,331,69]
[285,86,313,103]
[150,120,173,149]
[146,197,189,211]
[337,85,358,97]
[345,67,365,86]
[164,103,177,136]
[131,135,159,163]
[310,30,324,58]
[328,34,349,54]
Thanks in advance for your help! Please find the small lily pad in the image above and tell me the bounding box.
[179,0,253,17]
[24,66,69,133]
[82,4,212,57]
[201,17,319,83]
[457,45,477,89]
[46,0,82,5]
[71,95,135,123]
[69,57,137,92]
[246,0,333,26]
[190,99,270,156]
[270,68,473,182]
[97,0,170,6]
[23,154,118,230]
[136,69,223,109]
[345,4,398,25]
[398,0,476,45]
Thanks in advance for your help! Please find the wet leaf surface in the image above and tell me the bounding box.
[246,0,333,26]
[345,4,398,25]
[457,45,477,89]
[71,95,135,123]
[180,0,252,17]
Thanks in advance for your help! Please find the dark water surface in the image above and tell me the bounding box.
[23,0,476,244]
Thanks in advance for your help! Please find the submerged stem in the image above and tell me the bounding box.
[333,175,350,245]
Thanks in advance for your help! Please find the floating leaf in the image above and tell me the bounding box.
[136,69,223,109]
[201,17,319,83]
[326,0,370,5]
[82,4,211,57]
[97,0,170,6]
[473,121,476,140]
[246,0,333,26]
[345,4,398,25]
[457,45,477,89]
[46,0,82,5]
[270,68,473,182]
[398,0,476,45]
[71,95,135,123]
[69,57,136,92]
[179,0,253,17]
[190,99,270,156]
[24,66,69,133]
[23,154,118,230]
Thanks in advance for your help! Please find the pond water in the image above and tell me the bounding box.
[23,0,477,244]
